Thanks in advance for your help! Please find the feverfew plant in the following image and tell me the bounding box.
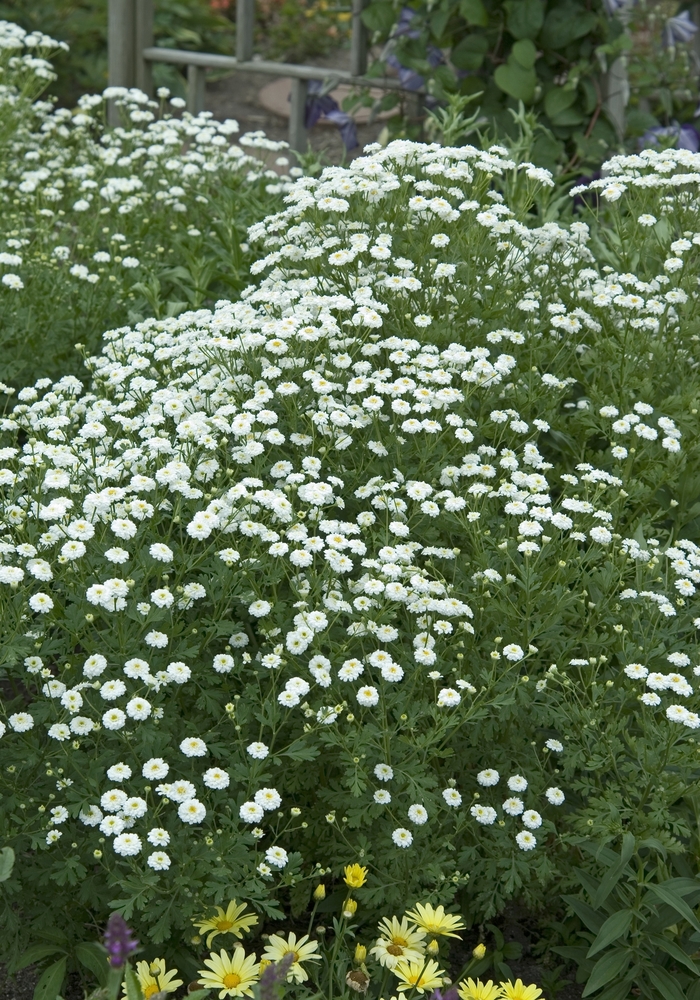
[1,134,700,999]
[0,21,293,384]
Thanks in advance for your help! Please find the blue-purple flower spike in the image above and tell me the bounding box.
[104,912,139,967]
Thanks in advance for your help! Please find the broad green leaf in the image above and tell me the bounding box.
[540,3,598,49]
[587,909,634,958]
[504,0,544,39]
[648,882,700,934]
[459,0,488,27]
[0,845,14,881]
[361,1,396,36]
[646,965,688,1000]
[75,942,109,987]
[451,34,489,71]
[562,894,606,934]
[581,949,631,998]
[10,945,65,974]
[494,60,536,102]
[593,832,635,908]
[512,38,537,69]
[33,957,67,1000]
[648,933,700,976]
[596,979,637,1000]
[544,85,577,119]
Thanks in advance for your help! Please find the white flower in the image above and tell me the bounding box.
[102,709,126,730]
[522,810,542,829]
[180,737,207,758]
[79,805,103,827]
[147,828,170,846]
[147,851,171,870]
[113,833,142,856]
[29,592,53,613]
[374,789,391,804]
[471,804,497,825]
[502,644,524,661]
[203,767,230,789]
[392,827,413,848]
[254,787,282,811]
[122,797,148,818]
[142,758,169,779]
[516,831,537,851]
[178,798,206,824]
[502,797,524,816]
[477,769,500,786]
[545,787,565,805]
[545,739,563,752]
[240,801,265,823]
[126,698,152,720]
[437,688,460,707]
[408,804,428,825]
[356,685,379,706]
[248,600,272,617]
[246,741,269,759]
[442,788,462,807]
[507,774,528,792]
[8,712,34,732]
[106,763,132,782]
[374,763,393,781]
[144,631,168,648]
[265,845,288,868]
[149,543,174,562]
[48,723,71,741]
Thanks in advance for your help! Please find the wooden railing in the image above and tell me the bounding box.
[107,0,420,149]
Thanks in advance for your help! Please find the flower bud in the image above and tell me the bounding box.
[472,943,486,960]
[354,944,367,963]
[313,884,326,901]
[427,939,440,956]
[343,898,358,918]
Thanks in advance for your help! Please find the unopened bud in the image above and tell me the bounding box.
[313,884,326,901]
[343,898,358,918]
[426,939,440,956]
[354,944,367,963]
[473,943,486,960]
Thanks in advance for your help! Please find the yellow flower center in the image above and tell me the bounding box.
[387,944,405,956]
[144,987,159,999]
[223,973,242,988]
[217,919,234,931]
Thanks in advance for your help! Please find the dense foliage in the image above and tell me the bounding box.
[0,21,292,386]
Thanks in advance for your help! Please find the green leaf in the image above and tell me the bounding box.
[646,966,688,1000]
[648,933,700,977]
[540,2,597,49]
[451,34,489,70]
[593,832,635,908]
[75,942,109,987]
[459,0,488,27]
[511,38,537,69]
[595,979,637,1000]
[581,949,631,998]
[504,0,544,39]
[562,894,606,934]
[185,991,212,1000]
[648,883,700,934]
[0,845,14,881]
[9,945,65,974]
[361,1,396,36]
[494,60,537,102]
[123,962,144,1000]
[33,957,67,1000]
[587,909,634,958]
[544,85,577,119]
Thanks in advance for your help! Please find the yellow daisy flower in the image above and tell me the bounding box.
[198,947,260,999]
[131,959,183,999]
[393,958,445,994]
[261,932,321,983]
[404,902,466,939]
[370,916,427,969]
[498,981,543,1000]
[457,978,501,1000]
[193,900,259,948]
[344,863,369,888]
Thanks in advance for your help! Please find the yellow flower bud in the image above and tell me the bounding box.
[313,883,326,901]
[344,863,368,889]
[472,943,486,960]
[343,898,358,918]
[427,939,440,956]
[354,944,367,963]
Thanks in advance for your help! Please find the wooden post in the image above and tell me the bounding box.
[187,64,207,114]
[108,0,135,124]
[236,0,255,62]
[135,0,154,97]
[289,77,308,152]
[350,0,368,78]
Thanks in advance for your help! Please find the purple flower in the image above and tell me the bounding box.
[304,81,358,150]
[258,953,294,1000]
[103,912,138,968]
[640,123,700,153]
[663,10,697,47]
